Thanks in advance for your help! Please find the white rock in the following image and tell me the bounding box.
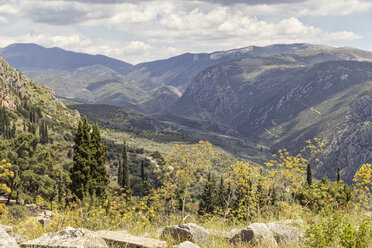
[21,227,108,248]
[96,230,167,248]
[0,226,19,248]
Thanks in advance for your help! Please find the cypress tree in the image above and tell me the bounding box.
[337,163,341,183]
[217,175,226,210]
[198,172,217,215]
[306,162,312,186]
[140,160,145,182]
[117,159,123,186]
[39,120,45,144]
[121,140,131,198]
[90,123,109,199]
[44,121,48,143]
[11,123,16,138]
[70,117,92,200]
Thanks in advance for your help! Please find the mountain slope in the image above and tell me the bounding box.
[0,43,133,74]
[170,47,372,182]
[1,43,327,113]
[0,55,80,132]
[126,43,326,93]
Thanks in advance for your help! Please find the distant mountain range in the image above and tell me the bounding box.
[0,43,325,113]
[2,42,372,182]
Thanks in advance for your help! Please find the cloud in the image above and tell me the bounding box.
[0,0,369,63]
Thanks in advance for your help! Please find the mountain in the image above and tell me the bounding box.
[169,46,372,182]
[0,43,133,73]
[0,43,326,113]
[128,43,325,92]
[0,55,80,133]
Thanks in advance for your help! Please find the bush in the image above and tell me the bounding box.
[8,204,30,219]
[306,206,372,248]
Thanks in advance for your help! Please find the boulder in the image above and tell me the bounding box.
[173,241,200,248]
[21,227,108,248]
[229,223,277,246]
[96,230,166,248]
[267,223,301,244]
[0,226,19,248]
[161,223,209,245]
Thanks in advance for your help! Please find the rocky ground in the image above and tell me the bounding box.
[0,220,303,248]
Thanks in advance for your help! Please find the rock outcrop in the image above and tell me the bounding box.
[21,227,108,248]
[161,223,209,245]
[96,230,166,248]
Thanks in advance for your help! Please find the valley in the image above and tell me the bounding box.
[2,43,372,182]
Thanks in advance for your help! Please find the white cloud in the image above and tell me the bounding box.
[0,0,369,63]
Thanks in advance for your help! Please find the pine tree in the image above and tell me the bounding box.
[337,163,341,183]
[198,172,217,215]
[306,162,312,186]
[90,123,109,199]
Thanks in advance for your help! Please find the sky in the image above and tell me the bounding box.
[0,0,371,64]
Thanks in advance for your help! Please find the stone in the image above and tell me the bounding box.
[173,241,200,248]
[229,223,277,246]
[223,229,241,240]
[37,217,51,228]
[267,223,301,244]
[0,224,14,236]
[0,226,19,248]
[161,223,209,245]
[21,227,108,248]
[96,230,167,248]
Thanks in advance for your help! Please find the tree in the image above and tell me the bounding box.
[353,163,372,208]
[0,159,14,194]
[70,118,91,200]
[306,162,312,186]
[154,141,214,223]
[0,107,10,139]
[39,120,48,145]
[337,163,341,183]
[90,123,109,199]
[70,118,108,201]
[198,172,217,215]
[118,140,130,199]
[217,175,226,211]
[117,159,123,186]
[141,160,145,182]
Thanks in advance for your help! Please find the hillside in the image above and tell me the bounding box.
[0,55,80,134]
[0,43,133,73]
[170,47,372,182]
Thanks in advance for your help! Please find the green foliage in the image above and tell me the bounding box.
[297,177,354,211]
[306,163,312,186]
[306,205,372,248]
[70,117,109,201]
[198,172,217,216]
[39,119,48,144]
[118,140,131,199]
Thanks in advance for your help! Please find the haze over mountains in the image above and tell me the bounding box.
[2,42,372,182]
